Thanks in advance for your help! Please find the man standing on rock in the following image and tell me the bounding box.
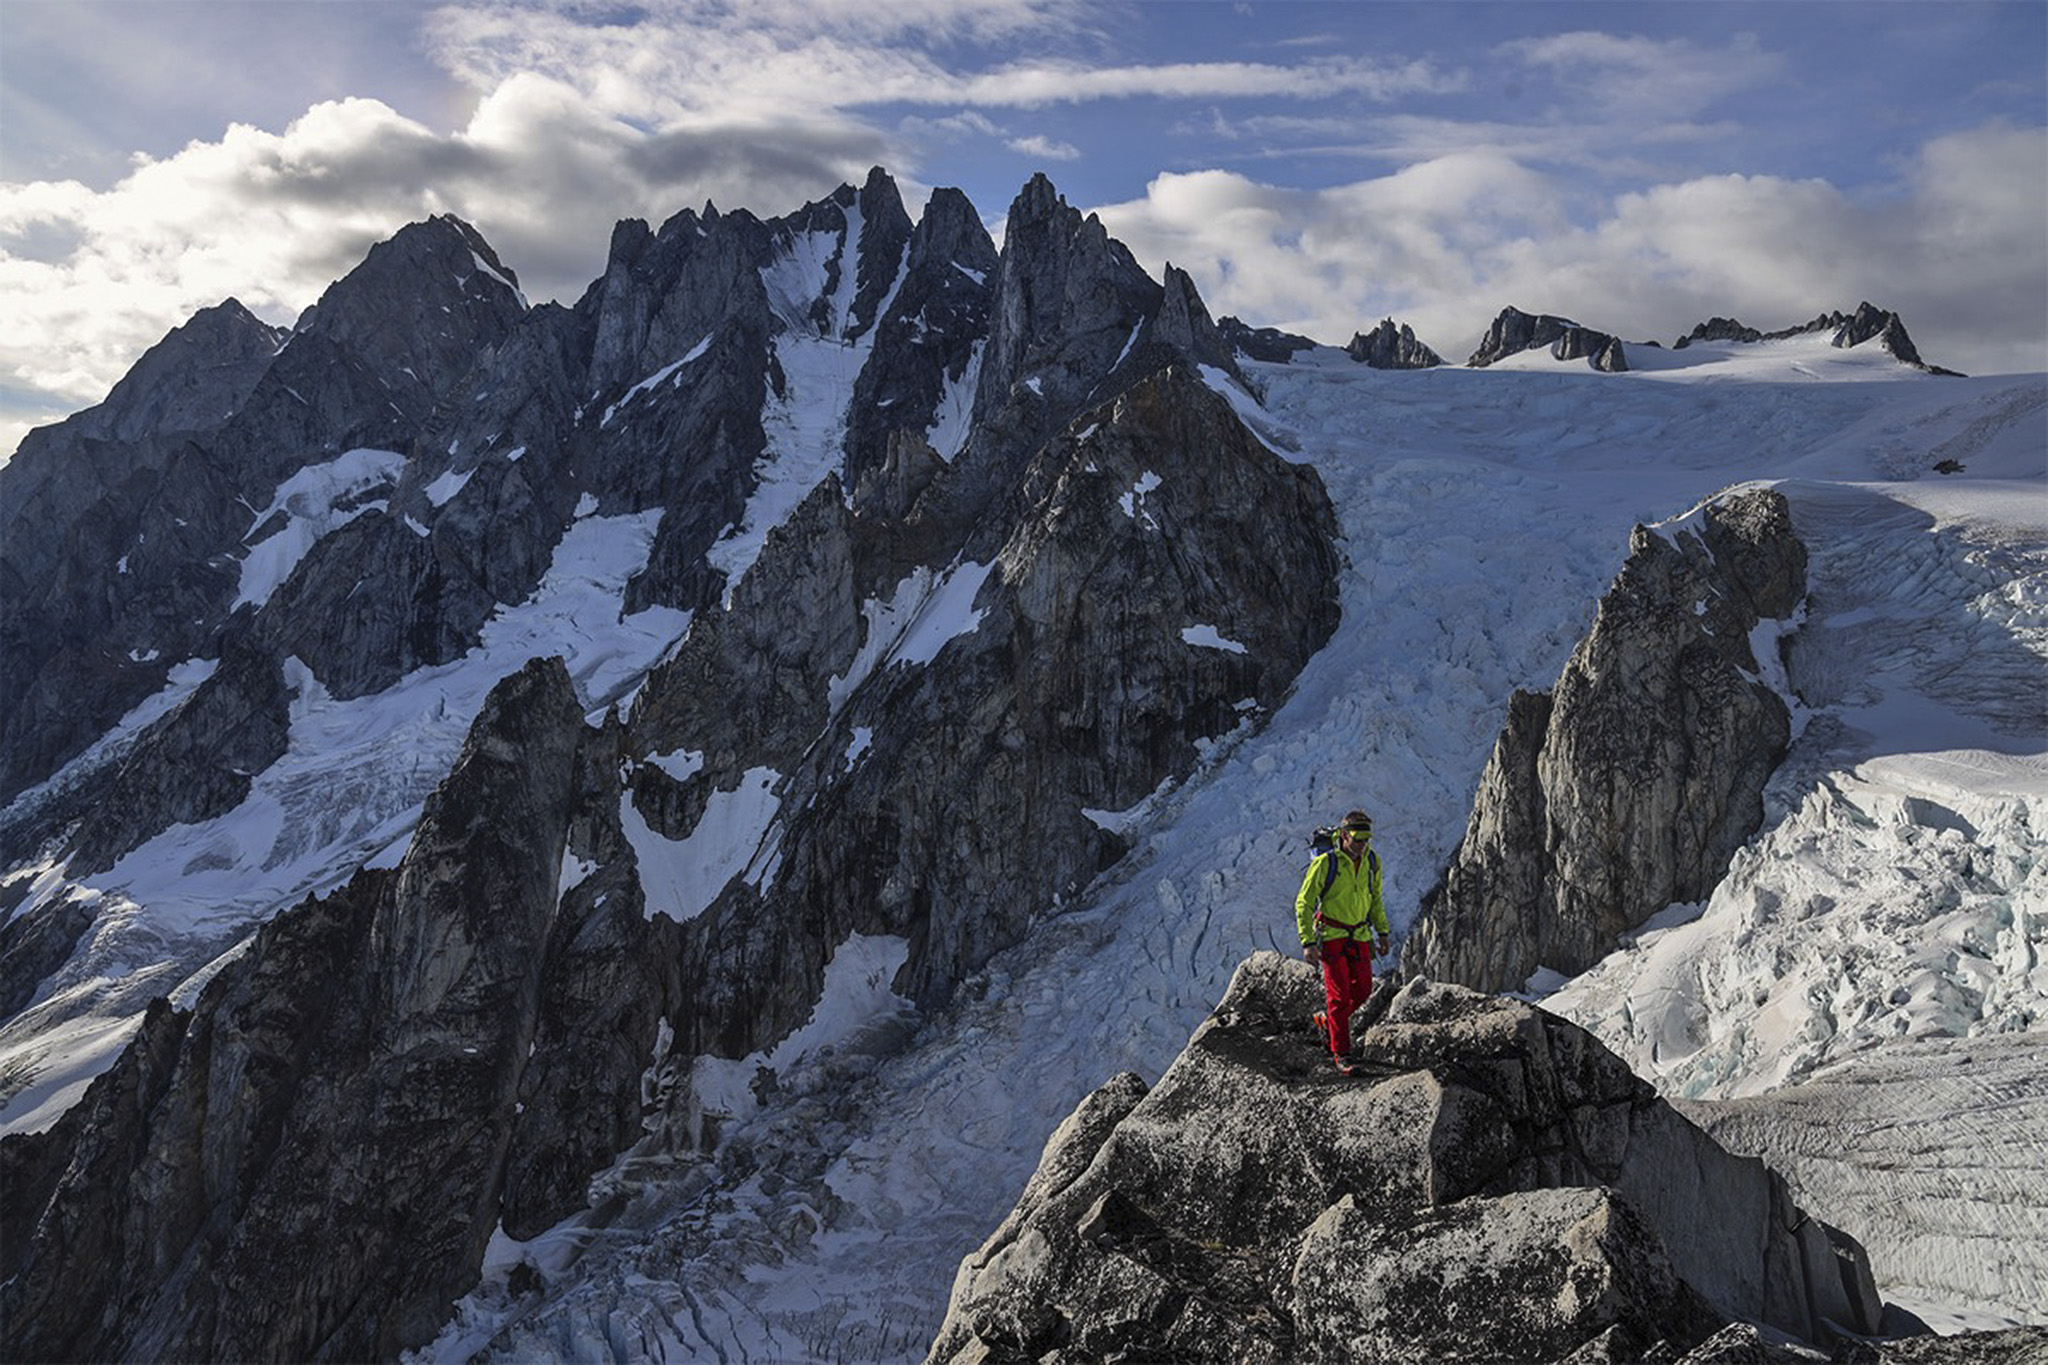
[1297,810,1390,1075]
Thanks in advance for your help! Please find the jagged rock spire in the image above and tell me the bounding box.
[1407,487,1807,991]
[1345,318,1442,369]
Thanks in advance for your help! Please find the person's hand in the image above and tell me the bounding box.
[1304,942,1321,967]
[1374,934,1389,957]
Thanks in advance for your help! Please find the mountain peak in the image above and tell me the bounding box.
[1345,317,1443,369]
[1468,305,1627,371]
[1012,170,1066,224]
[290,214,528,383]
[1673,303,1961,374]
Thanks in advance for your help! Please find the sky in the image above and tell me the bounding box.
[1,0,2044,461]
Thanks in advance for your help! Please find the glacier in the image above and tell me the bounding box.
[413,338,2046,1357]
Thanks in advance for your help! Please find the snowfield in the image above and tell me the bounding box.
[424,346,2047,1358]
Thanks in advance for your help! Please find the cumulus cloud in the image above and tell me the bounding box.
[0,75,895,457]
[1007,134,1081,162]
[1093,122,2048,376]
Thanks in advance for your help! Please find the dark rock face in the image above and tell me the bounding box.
[961,174,1168,493]
[1406,488,1808,992]
[1467,306,1628,372]
[627,361,1340,1062]
[1219,315,1320,363]
[845,185,998,502]
[1409,491,1810,994]
[1551,323,1629,372]
[928,955,1885,1363]
[1675,316,1767,347]
[1344,317,1443,369]
[0,658,649,1363]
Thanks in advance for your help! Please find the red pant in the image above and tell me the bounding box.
[1321,938,1374,1056]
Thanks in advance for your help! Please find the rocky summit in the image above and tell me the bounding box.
[1344,318,1443,370]
[929,952,1916,1364]
[1467,306,1629,372]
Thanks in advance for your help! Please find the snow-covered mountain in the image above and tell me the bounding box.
[1,168,2042,1361]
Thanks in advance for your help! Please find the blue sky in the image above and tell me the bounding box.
[2,0,2043,457]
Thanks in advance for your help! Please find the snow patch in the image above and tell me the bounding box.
[624,767,781,924]
[926,342,983,462]
[423,467,473,508]
[1110,321,1144,373]
[235,448,407,610]
[1197,363,1293,458]
[468,251,528,308]
[1119,470,1163,524]
[714,212,908,602]
[844,727,873,771]
[645,748,706,784]
[1084,773,1176,835]
[559,848,598,897]
[601,336,712,428]
[828,560,995,712]
[1182,624,1247,654]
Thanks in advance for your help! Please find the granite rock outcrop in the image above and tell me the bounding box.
[1467,306,1628,372]
[929,954,1888,1363]
[1344,318,1443,369]
[1405,488,1808,992]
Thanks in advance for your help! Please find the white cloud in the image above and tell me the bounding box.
[0,77,894,456]
[1499,30,1785,117]
[1093,123,2048,376]
[421,3,1461,116]
[1007,134,1081,162]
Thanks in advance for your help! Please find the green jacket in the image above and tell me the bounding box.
[1295,843,1388,947]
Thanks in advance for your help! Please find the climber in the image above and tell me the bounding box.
[1296,809,1390,1076]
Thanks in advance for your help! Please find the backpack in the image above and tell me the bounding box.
[1307,825,1380,928]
